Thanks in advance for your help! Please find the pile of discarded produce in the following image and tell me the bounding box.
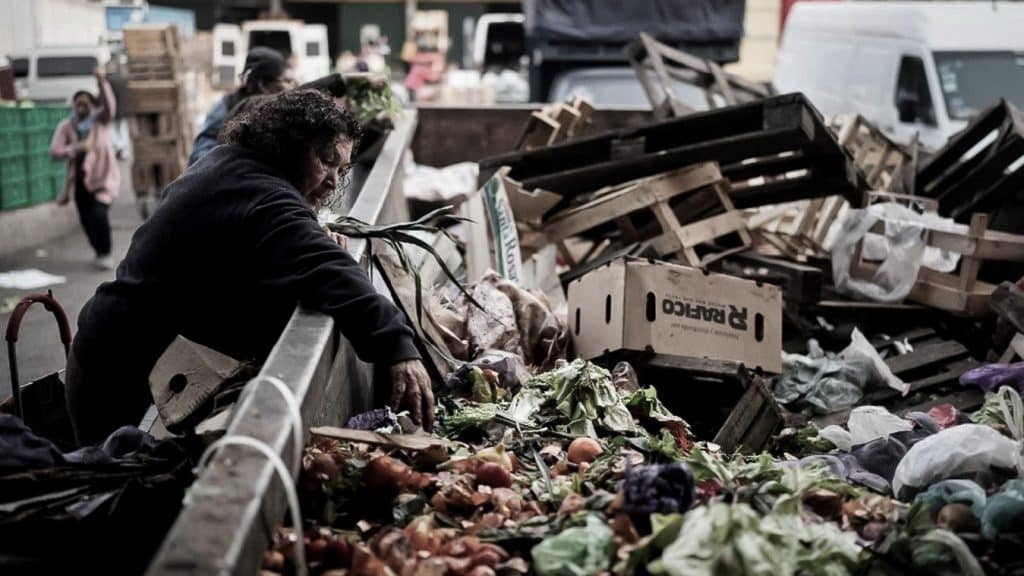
[258,364,1024,575]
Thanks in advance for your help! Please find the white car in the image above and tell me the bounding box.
[9,45,110,104]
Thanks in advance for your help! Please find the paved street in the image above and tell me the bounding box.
[0,183,141,399]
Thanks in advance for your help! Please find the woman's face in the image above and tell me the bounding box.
[298,137,353,208]
[262,66,297,95]
[73,94,93,119]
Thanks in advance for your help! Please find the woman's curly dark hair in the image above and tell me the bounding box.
[221,89,362,185]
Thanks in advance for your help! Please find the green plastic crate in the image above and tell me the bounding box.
[0,128,26,157]
[0,106,20,130]
[21,107,51,130]
[0,176,30,210]
[26,152,56,178]
[0,154,28,183]
[28,175,58,205]
[48,107,70,125]
[26,129,51,153]
[52,173,66,198]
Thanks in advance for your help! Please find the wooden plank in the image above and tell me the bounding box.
[542,163,722,240]
[645,354,747,379]
[713,381,765,452]
[885,340,969,376]
[895,388,986,417]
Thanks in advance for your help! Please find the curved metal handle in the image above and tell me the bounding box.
[5,290,73,352]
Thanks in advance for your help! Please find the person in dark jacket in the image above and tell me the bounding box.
[187,47,295,166]
[66,89,433,445]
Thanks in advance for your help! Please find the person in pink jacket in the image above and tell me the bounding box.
[50,67,120,270]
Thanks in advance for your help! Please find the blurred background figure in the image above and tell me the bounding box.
[49,67,120,270]
[187,46,294,166]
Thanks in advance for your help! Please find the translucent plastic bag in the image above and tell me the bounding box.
[892,424,1022,499]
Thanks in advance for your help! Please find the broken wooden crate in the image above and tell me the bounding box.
[829,113,925,193]
[626,32,774,119]
[915,99,1024,220]
[533,162,751,268]
[516,97,595,151]
[607,353,782,453]
[480,93,860,210]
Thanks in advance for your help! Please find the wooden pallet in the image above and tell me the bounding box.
[626,33,774,120]
[480,93,859,209]
[916,99,1024,219]
[516,97,594,151]
[538,162,751,268]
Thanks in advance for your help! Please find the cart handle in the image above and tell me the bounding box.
[5,290,73,350]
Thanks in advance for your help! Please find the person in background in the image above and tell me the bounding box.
[66,89,433,445]
[187,47,295,166]
[50,67,120,270]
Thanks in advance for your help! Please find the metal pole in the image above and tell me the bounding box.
[405,0,417,46]
[7,341,21,419]
[271,0,283,16]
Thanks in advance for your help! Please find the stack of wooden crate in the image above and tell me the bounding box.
[123,25,191,196]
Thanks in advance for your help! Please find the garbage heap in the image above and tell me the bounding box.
[263,80,1024,574]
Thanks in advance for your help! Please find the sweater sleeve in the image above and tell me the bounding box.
[49,121,76,161]
[247,190,421,365]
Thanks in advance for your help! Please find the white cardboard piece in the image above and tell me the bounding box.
[567,258,783,373]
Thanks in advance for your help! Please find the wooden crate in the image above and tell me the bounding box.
[125,56,181,81]
[126,80,184,115]
[516,97,595,151]
[537,162,752,269]
[604,353,782,454]
[123,25,181,59]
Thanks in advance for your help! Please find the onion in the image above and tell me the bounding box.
[567,438,603,464]
[476,462,513,488]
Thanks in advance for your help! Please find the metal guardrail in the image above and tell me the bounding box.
[147,110,417,575]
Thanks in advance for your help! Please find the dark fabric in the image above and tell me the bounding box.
[73,168,112,256]
[0,415,61,471]
[523,0,745,43]
[65,349,151,446]
[64,425,156,465]
[71,145,420,441]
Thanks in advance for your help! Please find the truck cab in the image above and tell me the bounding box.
[212,20,329,88]
[775,1,1024,148]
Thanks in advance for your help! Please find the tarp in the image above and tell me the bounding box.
[524,0,746,44]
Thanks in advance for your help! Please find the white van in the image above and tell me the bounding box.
[9,45,111,103]
[775,2,1024,148]
[213,20,329,88]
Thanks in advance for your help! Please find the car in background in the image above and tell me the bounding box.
[8,45,110,104]
[548,66,715,110]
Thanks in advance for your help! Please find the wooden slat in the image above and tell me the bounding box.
[885,340,969,376]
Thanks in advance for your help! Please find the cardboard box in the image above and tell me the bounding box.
[567,257,783,372]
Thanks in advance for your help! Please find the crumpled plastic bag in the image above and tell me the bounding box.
[773,328,907,414]
[914,479,987,518]
[892,424,1022,499]
[960,362,1024,394]
[848,405,914,445]
[981,478,1024,539]
[403,160,478,203]
[831,203,963,303]
[531,514,614,576]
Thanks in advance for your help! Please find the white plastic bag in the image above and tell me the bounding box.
[831,203,965,302]
[847,405,913,445]
[892,424,1022,498]
[840,328,909,396]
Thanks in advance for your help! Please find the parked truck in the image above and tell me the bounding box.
[523,0,746,102]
